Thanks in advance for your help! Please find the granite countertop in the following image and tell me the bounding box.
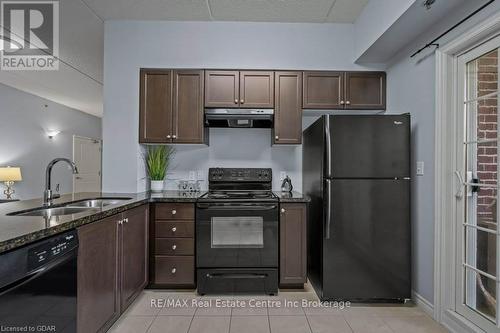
[0,191,206,254]
[273,191,310,203]
[0,190,309,254]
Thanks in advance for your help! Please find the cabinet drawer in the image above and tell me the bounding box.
[155,203,194,220]
[154,256,194,285]
[155,238,194,256]
[156,222,194,238]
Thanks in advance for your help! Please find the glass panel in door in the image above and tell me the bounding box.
[460,45,499,329]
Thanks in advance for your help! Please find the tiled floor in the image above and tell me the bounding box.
[108,286,448,333]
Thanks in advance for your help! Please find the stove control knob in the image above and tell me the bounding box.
[172,209,177,215]
[172,227,177,232]
[171,268,176,274]
[172,245,177,250]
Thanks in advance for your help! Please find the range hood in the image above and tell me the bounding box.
[205,109,274,128]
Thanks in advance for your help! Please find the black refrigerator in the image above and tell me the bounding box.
[303,114,411,302]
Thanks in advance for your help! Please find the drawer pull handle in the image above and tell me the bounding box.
[172,245,177,250]
[172,227,177,232]
[172,209,177,215]
[172,268,176,274]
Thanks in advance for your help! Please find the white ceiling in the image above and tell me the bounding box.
[82,0,370,23]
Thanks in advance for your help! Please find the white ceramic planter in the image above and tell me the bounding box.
[150,180,164,192]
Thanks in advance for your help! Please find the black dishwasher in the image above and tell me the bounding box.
[0,230,78,333]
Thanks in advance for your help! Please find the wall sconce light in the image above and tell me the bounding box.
[46,130,61,139]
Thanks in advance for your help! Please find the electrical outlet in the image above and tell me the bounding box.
[280,171,286,182]
[416,161,424,176]
[188,171,196,180]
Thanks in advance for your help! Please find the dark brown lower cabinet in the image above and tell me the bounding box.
[120,205,149,311]
[279,203,307,288]
[77,204,149,333]
[77,215,120,333]
[150,203,196,288]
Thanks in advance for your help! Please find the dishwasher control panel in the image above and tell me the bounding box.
[27,230,78,270]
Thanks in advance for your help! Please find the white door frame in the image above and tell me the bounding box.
[435,11,500,333]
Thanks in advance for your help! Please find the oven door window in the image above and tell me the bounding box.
[211,217,263,248]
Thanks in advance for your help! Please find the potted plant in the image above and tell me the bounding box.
[144,145,174,192]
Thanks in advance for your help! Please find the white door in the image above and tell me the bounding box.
[456,36,500,331]
[73,136,102,193]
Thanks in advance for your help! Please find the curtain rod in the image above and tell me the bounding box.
[410,0,496,58]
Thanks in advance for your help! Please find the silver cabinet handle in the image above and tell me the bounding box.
[240,99,244,104]
[124,218,129,223]
[340,100,345,105]
[171,227,177,232]
[118,219,123,225]
[346,101,351,105]
[167,135,171,139]
[172,244,177,250]
[172,135,177,139]
[281,208,285,213]
[172,209,177,215]
[234,99,238,104]
[275,136,279,140]
[171,268,176,274]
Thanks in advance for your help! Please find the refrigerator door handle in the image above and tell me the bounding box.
[325,116,332,177]
[325,179,332,239]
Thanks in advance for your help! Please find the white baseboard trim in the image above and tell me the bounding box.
[412,291,435,318]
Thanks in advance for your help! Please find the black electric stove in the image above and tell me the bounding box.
[196,168,279,295]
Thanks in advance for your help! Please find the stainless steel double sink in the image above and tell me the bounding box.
[8,198,132,217]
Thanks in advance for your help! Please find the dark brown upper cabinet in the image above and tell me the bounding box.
[139,69,173,143]
[345,72,386,110]
[205,70,274,108]
[205,70,239,108]
[239,71,274,108]
[302,71,344,109]
[280,203,307,287]
[274,71,302,145]
[173,70,205,143]
[140,69,206,144]
[303,71,386,110]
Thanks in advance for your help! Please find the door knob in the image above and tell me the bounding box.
[281,208,286,213]
[172,244,177,250]
[340,101,345,105]
[346,101,351,105]
[172,135,177,139]
[275,136,279,140]
[167,135,171,139]
[171,268,176,274]
[240,99,244,104]
[234,99,238,104]
[172,209,177,215]
[172,227,177,232]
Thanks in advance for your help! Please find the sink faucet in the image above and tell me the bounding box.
[43,158,78,206]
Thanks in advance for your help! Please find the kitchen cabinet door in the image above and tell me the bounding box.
[139,69,173,143]
[239,71,274,108]
[344,72,386,110]
[77,215,120,333]
[274,72,302,144]
[279,203,307,287]
[173,70,206,143]
[120,205,149,312]
[205,70,239,107]
[303,71,344,109]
